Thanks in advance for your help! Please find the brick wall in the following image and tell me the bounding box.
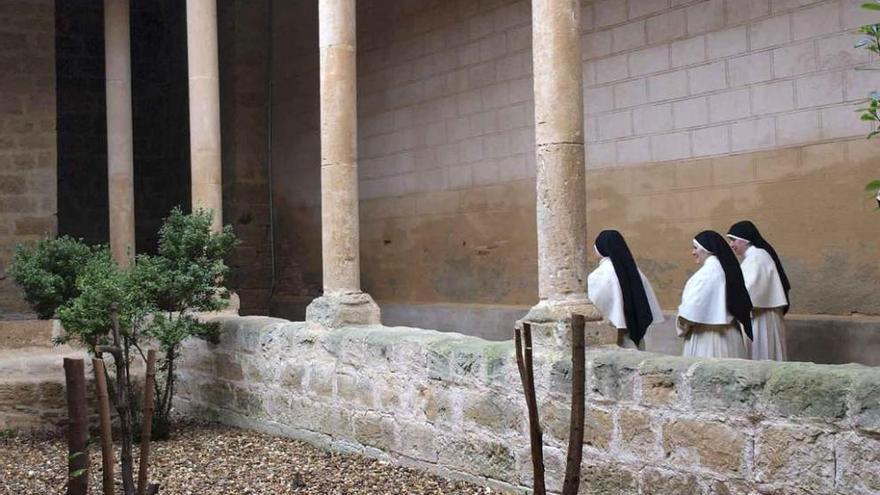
[177,315,880,494]
[0,0,57,317]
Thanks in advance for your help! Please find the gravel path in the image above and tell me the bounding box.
[0,421,501,494]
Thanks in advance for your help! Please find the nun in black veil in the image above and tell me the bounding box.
[727,220,789,361]
[676,231,753,358]
[587,230,664,350]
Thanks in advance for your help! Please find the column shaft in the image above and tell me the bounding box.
[105,0,135,267]
[532,0,587,302]
[186,0,222,232]
[523,0,612,346]
[306,0,380,327]
[319,0,360,293]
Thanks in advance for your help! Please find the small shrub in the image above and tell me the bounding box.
[8,236,103,319]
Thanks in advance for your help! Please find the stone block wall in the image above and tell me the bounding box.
[218,0,273,315]
[268,0,880,330]
[268,0,323,316]
[582,0,874,165]
[177,316,880,494]
[0,0,57,317]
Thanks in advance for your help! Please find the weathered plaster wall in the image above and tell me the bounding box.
[177,316,880,494]
[0,0,57,318]
[587,137,880,314]
[268,0,880,330]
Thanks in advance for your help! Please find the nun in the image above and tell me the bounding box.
[587,230,664,350]
[677,231,753,358]
[727,221,789,361]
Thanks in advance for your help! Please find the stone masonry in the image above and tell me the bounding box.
[217,0,274,315]
[177,316,880,494]
[268,0,880,330]
[0,0,56,317]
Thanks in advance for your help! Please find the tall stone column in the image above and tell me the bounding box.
[305,0,380,327]
[525,0,612,346]
[105,0,135,267]
[186,0,223,232]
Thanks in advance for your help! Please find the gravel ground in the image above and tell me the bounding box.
[0,421,501,494]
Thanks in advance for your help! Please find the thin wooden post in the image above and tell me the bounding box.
[98,302,135,495]
[515,323,546,495]
[92,358,115,495]
[63,358,89,495]
[137,349,158,495]
[562,313,586,495]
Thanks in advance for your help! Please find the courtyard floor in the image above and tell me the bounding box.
[0,420,498,494]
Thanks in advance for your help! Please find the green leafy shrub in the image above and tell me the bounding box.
[10,207,236,440]
[129,207,235,437]
[56,249,149,350]
[8,236,103,319]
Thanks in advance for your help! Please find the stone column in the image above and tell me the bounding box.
[105,0,135,267]
[305,0,380,327]
[525,0,613,346]
[186,0,223,232]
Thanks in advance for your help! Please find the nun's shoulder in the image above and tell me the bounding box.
[588,258,613,277]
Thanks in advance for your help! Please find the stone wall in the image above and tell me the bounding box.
[0,0,57,317]
[267,0,880,328]
[218,0,273,315]
[267,0,323,317]
[177,316,880,494]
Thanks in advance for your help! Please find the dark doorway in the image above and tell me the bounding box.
[55,0,190,252]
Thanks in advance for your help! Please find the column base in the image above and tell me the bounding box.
[516,298,616,350]
[305,291,381,328]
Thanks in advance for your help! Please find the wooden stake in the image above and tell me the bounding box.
[98,302,135,495]
[562,313,586,495]
[63,358,89,495]
[137,350,158,495]
[515,323,546,495]
[93,359,115,495]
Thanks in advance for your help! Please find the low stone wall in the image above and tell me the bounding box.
[368,302,880,366]
[176,316,880,494]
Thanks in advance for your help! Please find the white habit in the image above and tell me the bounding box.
[588,257,665,350]
[676,256,748,359]
[740,245,788,361]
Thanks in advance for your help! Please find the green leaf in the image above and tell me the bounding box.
[865,180,880,191]
[70,468,88,479]
[863,2,880,11]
